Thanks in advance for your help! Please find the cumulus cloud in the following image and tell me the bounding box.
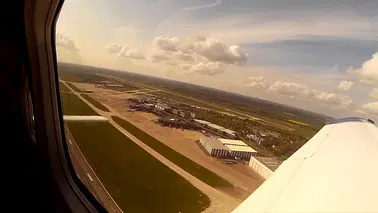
[314,92,352,107]
[246,76,267,89]
[119,47,145,59]
[192,37,248,65]
[181,61,224,75]
[149,50,171,63]
[268,81,352,106]
[151,35,248,74]
[337,80,355,91]
[349,52,378,84]
[56,32,77,51]
[194,36,207,42]
[105,43,123,53]
[153,36,180,52]
[268,81,315,99]
[370,88,378,99]
[361,101,378,116]
[175,51,194,62]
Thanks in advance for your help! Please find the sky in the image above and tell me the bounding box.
[56,0,378,119]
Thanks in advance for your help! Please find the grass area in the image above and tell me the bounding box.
[294,126,319,139]
[59,81,70,92]
[112,116,233,188]
[60,92,98,115]
[59,72,84,82]
[67,122,210,213]
[66,82,82,92]
[81,94,110,112]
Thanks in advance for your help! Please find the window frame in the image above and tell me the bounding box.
[23,0,107,212]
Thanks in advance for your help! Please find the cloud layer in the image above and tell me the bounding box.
[181,61,223,75]
[105,43,123,53]
[119,47,145,59]
[153,36,180,52]
[362,101,378,116]
[105,44,145,60]
[192,38,248,65]
[152,36,248,75]
[246,76,267,88]
[106,35,248,75]
[268,81,352,107]
[370,88,378,99]
[268,81,315,99]
[349,52,378,85]
[56,32,77,51]
[337,80,354,91]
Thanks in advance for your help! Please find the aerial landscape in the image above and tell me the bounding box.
[56,0,378,212]
[59,62,329,213]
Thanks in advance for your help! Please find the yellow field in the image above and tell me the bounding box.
[288,119,310,127]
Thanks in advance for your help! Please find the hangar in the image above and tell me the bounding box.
[199,136,257,159]
[199,137,229,157]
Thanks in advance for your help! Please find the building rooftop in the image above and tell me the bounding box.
[194,119,211,125]
[219,138,248,146]
[106,84,124,87]
[200,137,228,150]
[207,123,226,130]
[224,144,257,152]
[155,103,169,108]
[222,129,236,135]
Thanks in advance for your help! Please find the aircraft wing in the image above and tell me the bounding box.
[63,115,109,122]
[232,117,378,213]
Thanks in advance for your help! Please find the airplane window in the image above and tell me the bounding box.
[55,0,378,212]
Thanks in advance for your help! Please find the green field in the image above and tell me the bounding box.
[59,81,70,92]
[67,122,210,213]
[59,72,84,82]
[66,82,82,92]
[60,92,98,115]
[81,94,110,112]
[112,116,232,188]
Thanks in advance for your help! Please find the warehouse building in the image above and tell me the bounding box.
[224,144,257,159]
[222,129,236,138]
[199,136,257,159]
[219,138,247,146]
[219,138,257,159]
[207,123,225,132]
[199,137,229,157]
[194,119,236,138]
[205,123,237,138]
[194,119,211,126]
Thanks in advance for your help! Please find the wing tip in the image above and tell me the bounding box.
[327,117,374,125]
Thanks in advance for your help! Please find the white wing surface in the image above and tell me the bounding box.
[232,117,378,213]
[63,115,109,122]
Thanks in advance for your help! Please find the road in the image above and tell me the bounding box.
[65,124,123,213]
[62,81,241,213]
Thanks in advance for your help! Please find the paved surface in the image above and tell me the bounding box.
[65,124,123,213]
[62,80,241,212]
